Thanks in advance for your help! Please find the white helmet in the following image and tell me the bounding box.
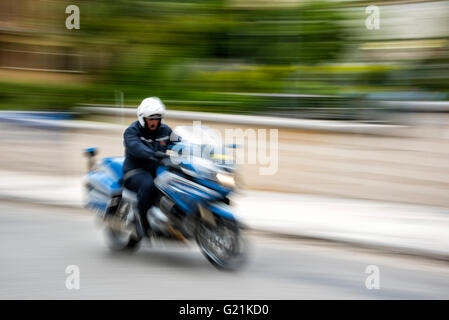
[137,97,166,127]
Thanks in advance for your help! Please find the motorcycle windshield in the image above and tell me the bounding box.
[172,126,234,165]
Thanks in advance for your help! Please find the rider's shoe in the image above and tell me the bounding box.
[141,208,154,238]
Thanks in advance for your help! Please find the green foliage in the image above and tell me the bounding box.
[229,2,346,65]
[3,0,447,116]
[73,0,349,102]
[0,82,90,111]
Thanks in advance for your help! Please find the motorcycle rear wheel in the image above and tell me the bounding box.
[103,201,141,252]
[104,226,141,252]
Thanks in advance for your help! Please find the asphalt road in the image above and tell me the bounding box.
[1,201,449,299]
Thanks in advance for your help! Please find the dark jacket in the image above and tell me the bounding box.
[123,121,179,176]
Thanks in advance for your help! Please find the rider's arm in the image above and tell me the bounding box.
[168,127,182,145]
[123,125,156,160]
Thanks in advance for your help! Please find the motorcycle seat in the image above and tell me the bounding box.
[122,188,138,203]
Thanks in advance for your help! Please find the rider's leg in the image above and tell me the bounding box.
[123,170,155,234]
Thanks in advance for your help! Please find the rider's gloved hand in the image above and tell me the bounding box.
[160,157,171,166]
[160,157,178,170]
[154,151,169,159]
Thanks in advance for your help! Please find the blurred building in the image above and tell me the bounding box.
[348,0,449,62]
[0,0,83,79]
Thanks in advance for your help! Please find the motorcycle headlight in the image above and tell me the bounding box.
[216,173,235,188]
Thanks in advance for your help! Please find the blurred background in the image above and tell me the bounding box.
[0,0,448,116]
[1,0,449,205]
[1,0,449,299]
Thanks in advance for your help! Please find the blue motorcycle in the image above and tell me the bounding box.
[83,125,247,270]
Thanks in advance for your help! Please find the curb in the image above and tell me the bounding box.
[0,194,83,209]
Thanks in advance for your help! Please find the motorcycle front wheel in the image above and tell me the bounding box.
[196,217,247,271]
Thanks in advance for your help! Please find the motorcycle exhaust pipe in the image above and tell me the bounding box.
[160,196,177,217]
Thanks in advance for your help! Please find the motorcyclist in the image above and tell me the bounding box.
[122,97,180,235]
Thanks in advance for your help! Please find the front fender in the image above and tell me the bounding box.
[203,201,236,221]
[201,202,248,231]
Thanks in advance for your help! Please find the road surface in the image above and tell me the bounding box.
[1,201,448,299]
